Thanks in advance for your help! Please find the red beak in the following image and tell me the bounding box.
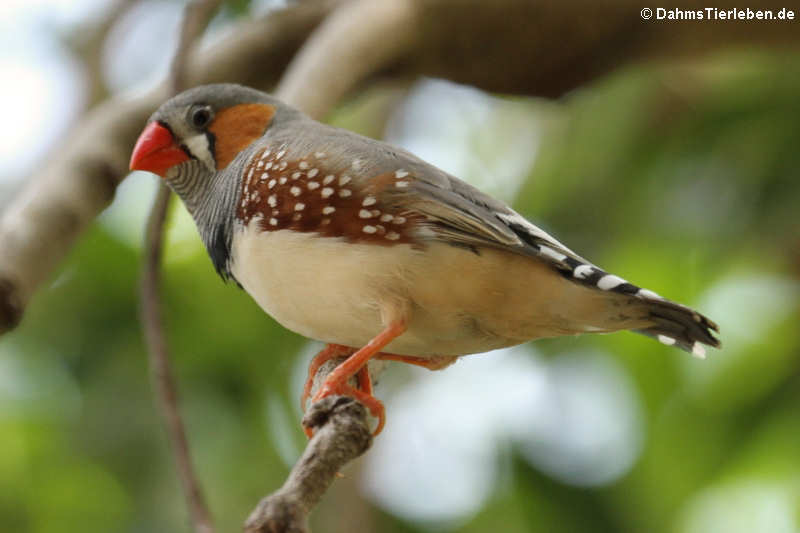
[129,122,189,177]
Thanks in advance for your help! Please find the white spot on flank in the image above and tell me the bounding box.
[276,150,285,159]
[395,181,409,188]
[339,175,351,186]
[362,225,377,234]
[395,169,408,178]
[691,343,707,359]
[372,210,381,217]
[538,245,567,262]
[322,206,336,215]
[265,161,273,170]
[386,231,400,240]
[279,177,287,184]
[260,150,271,160]
[380,214,394,222]
[573,264,594,279]
[292,213,302,221]
[392,216,406,224]
[323,175,335,185]
[295,203,305,211]
[359,209,373,219]
[321,188,334,198]
[291,172,302,180]
[597,274,627,291]
[307,168,319,178]
[267,195,277,207]
[339,189,352,197]
[315,152,326,159]
[269,218,278,226]
[299,161,310,170]
[272,209,279,216]
[256,160,264,169]
[290,186,302,197]
[362,196,377,206]
[657,334,676,346]
[247,167,255,181]
[268,179,276,188]
[307,181,320,190]
[278,161,288,170]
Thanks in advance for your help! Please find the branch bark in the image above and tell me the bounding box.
[244,396,372,533]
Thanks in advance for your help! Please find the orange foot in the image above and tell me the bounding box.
[303,365,385,438]
[301,343,353,412]
[303,321,407,438]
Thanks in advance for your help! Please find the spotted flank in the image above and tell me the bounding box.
[499,213,720,357]
[236,147,418,245]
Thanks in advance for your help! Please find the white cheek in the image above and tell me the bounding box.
[183,133,215,170]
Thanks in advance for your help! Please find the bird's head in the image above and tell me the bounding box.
[130,84,286,179]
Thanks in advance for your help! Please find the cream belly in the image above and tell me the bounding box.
[230,222,636,356]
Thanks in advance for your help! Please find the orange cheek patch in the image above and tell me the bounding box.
[208,103,275,170]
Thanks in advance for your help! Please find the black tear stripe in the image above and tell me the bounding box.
[207,223,235,283]
[205,130,216,166]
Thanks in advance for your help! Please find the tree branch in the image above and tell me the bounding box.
[244,396,372,533]
[139,1,224,532]
[276,0,418,119]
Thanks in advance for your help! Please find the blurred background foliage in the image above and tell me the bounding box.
[1,1,799,532]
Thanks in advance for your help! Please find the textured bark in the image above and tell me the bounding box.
[244,396,372,533]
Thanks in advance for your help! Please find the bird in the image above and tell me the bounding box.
[129,83,720,436]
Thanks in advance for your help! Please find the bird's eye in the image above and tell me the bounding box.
[189,105,213,129]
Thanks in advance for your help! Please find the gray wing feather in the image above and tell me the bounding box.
[379,149,588,269]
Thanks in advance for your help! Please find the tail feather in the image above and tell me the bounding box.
[548,255,720,357]
[633,296,720,358]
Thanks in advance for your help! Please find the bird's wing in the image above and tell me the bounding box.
[374,149,589,271]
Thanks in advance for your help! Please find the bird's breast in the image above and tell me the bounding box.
[230,223,421,349]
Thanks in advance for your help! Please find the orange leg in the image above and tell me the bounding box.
[376,353,458,371]
[301,344,354,411]
[309,321,407,437]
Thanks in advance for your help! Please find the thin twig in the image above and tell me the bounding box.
[140,1,223,532]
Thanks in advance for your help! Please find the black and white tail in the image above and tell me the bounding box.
[498,214,721,358]
[559,256,719,357]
